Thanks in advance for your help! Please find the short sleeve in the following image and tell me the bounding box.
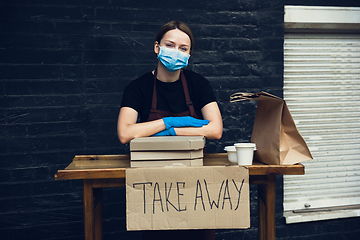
[121,81,143,113]
[197,77,217,108]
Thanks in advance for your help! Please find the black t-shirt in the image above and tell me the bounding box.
[121,69,217,122]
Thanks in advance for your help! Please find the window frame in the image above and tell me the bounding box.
[283,5,360,224]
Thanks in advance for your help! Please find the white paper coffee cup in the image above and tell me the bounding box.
[234,143,256,165]
[224,146,237,164]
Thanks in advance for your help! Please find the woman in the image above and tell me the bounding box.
[118,21,220,240]
[117,20,223,144]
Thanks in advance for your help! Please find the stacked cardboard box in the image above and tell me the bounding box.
[129,136,205,167]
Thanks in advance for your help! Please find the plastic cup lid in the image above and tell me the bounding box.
[224,146,236,151]
[234,143,256,149]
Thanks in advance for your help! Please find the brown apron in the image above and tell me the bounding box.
[143,70,214,240]
[147,69,198,122]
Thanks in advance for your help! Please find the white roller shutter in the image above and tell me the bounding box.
[283,33,360,212]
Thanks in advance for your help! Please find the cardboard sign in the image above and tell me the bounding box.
[126,166,249,231]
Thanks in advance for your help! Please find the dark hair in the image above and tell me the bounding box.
[155,21,194,54]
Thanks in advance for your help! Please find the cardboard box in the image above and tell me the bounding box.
[130,136,206,151]
[130,136,206,167]
[130,149,203,161]
[130,158,203,167]
[126,165,250,230]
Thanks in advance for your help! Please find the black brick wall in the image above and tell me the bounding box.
[1,0,359,240]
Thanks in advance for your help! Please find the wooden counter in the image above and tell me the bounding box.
[55,153,305,240]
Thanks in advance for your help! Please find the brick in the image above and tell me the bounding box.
[3,80,43,95]
[32,179,79,195]
[84,78,129,93]
[3,124,28,138]
[0,111,5,124]
[190,51,220,64]
[0,218,84,240]
[242,51,264,63]
[85,64,145,79]
[0,182,33,198]
[83,49,150,65]
[84,93,121,105]
[249,63,283,76]
[95,7,158,22]
[0,169,11,183]
[24,152,72,166]
[0,153,33,168]
[83,35,142,50]
[230,37,260,50]
[4,96,68,109]
[80,120,117,135]
[85,132,118,149]
[44,107,82,122]
[0,18,55,34]
[85,105,119,121]
[210,76,262,90]
[0,49,82,65]
[221,50,246,63]
[199,24,251,39]
[42,80,83,95]
[5,109,39,124]
[192,38,214,51]
[263,50,284,62]
[28,137,50,152]
[0,65,63,80]
[0,34,81,49]
[7,166,48,182]
[0,138,8,153]
[260,76,284,88]
[66,95,82,106]
[258,11,284,25]
[35,5,94,21]
[7,137,31,153]
[27,122,72,137]
[0,83,4,96]
[46,135,83,151]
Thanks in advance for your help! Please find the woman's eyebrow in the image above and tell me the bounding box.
[164,40,189,47]
[165,40,175,44]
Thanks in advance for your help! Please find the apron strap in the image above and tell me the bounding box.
[180,70,197,118]
[151,69,158,112]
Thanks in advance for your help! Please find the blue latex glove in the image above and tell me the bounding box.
[152,127,176,136]
[163,116,210,129]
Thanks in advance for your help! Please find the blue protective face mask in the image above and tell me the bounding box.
[157,46,190,72]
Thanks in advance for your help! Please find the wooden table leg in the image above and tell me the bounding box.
[83,180,103,240]
[84,180,95,240]
[258,175,276,240]
[94,188,103,240]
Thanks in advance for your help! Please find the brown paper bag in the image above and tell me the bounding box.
[230,92,312,165]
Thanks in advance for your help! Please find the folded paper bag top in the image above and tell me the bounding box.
[230,92,312,165]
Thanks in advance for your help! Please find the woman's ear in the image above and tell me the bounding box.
[154,41,160,54]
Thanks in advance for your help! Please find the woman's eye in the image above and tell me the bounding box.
[166,44,173,48]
